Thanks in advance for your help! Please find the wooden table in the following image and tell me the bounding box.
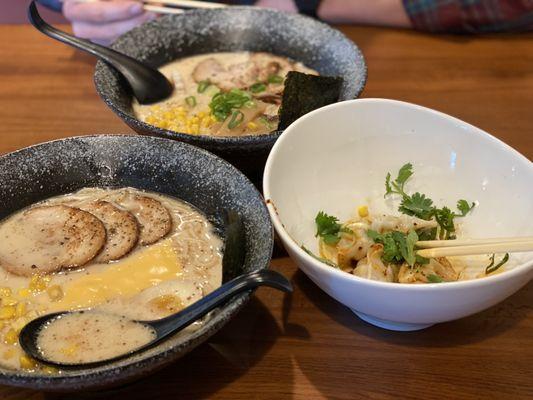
[0,24,532,400]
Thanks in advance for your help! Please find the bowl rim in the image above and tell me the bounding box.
[93,6,367,146]
[0,134,274,385]
[263,98,533,291]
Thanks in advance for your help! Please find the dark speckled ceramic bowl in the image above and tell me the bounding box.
[94,7,366,178]
[0,135,273,391]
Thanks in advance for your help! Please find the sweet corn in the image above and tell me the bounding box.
[247,121,258,131]
[15,302,26,318]
[2,297,17,307]
[0,306,16,319]
[4,329,17,345]
[47,285,64,302]
[42,365,58,374]
[17,288,30,298]
[358,205,369,218]
[29,275,49,293]
[0,287,12,298]
[12,317,28,334]
[19,355,36,370]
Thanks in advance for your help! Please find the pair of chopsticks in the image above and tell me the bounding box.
[416,236,533,258]
[64,0,227,15]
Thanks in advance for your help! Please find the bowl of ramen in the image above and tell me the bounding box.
[0,135,273,390]
[94,7,366,179]
[264,98,533,331]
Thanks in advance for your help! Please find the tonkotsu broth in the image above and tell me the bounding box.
[0,188,222,372]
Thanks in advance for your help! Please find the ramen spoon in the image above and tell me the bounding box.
[19,212,292,368]
[29,1,174,104]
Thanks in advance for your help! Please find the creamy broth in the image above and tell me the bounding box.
[133,52,318,137]
[36,311,156,364]
[0,188,222,372]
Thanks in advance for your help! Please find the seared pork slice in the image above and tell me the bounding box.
[0,205,106,276]
[192,58,229,85]
[113,195,172,245]
[80,201,139,263]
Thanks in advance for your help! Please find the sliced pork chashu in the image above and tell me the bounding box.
[109,194,172,246]
[0,205,106,276]
[80,201,139,263]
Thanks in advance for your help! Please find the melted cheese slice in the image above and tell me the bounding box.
[50,239,182,311]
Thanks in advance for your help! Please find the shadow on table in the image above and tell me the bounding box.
[293,269,532,348]
[42,296,292,400]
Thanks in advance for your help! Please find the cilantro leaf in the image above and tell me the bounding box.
[457,199,475,216]
[485,253,509,274]
[385,172,393,196]
[315,211,342,245]
[434,207,456,240]
[367,229,419,267]
[396,163,414,188]
[399,192,434,220]
[427,274,444,283]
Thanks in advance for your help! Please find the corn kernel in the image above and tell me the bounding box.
[12,317,27,334]
[0,287,12,298]
[19,355,36,370]
[2,297,17,307]
[42,365,58,374]
[29,275,48,293]
[247,122,258,130]
[0,306,16,319]
[47,285,64,302]
[4,329,17,345]
[17,288,30,298]
[15,302,26,318]
[358,205,369,218]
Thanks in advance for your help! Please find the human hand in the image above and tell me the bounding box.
[63,0,156,45]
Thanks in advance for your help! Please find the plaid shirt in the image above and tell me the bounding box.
[403,0,533,33]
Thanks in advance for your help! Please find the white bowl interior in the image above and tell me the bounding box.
[266,99,533,273]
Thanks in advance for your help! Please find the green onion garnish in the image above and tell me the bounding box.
[209,89,253,121]
[427,274,444,283]
[227,110,244,129]
[267,74,284,84]
[185,96,197,107]
[250,83,266,93]
[197,80,211,93]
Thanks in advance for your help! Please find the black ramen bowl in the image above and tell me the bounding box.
[0,135,273,391]
[94,7,367,179]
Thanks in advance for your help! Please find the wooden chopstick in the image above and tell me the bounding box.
[143,0,227,9]
[416,236,533,248]
[416,240,533,258]
[143,4,184,14]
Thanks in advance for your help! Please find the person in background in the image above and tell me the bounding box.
[39,0,533,45]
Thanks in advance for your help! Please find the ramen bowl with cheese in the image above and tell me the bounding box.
[0,135,273,391]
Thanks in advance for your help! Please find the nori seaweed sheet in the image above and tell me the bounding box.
[278,72,343,130]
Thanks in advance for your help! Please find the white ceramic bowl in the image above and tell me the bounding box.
[263,98,533,331]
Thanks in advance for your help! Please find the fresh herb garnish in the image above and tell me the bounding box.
[227,110,244,129]
[258,116,273,129]
[315,211,342,245]
[385,163,475,239]
[302,246,339,268]
[267,74,284,84]
[427,274,444,283]
[197,80,211,93]
[209,89,254,122]
[367,229,420,267]
[485,253,510,274]
[250,82,266,93]
[185,95,196,107]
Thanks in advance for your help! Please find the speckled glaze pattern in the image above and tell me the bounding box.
[94,7,367,174]
[0,135,273,391]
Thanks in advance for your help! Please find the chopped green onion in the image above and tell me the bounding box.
[197,80,211,93]
[267,74,284,84]
[185,96,197,107]
[258,116,273,129]
[228,110,244,129]
[427,274,444,283]
[250,82,266,93]
[485,253,509,274]
[209,89,253,121]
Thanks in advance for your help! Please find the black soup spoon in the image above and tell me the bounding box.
[19,269,291,368]
[29,1,173,104]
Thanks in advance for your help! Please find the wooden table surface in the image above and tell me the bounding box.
[0,24,532,400]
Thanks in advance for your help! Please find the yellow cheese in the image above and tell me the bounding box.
[51,239,182,311]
